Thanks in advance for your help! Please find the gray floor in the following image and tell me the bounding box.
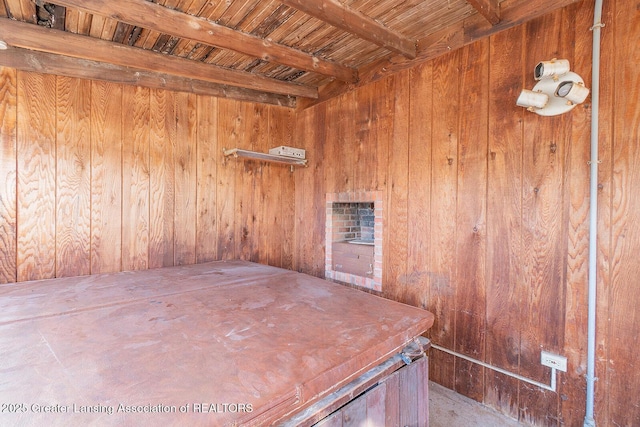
[429,381,526,427]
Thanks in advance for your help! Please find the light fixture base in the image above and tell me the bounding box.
[529,71,584,116]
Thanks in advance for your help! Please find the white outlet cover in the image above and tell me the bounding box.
[540,351,568,372]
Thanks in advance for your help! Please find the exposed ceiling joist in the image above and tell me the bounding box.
[0,18,317,99]
[280,0,417,59]
[299,0,582,108]
[51,0,359,83]
[467,0,502,25]
[0,46,296,107]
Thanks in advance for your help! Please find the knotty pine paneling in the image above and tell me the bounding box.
[0,67,295,283]
[293,0,640,425]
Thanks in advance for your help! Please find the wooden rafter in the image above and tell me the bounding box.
[467,0,501,25]
[51,0,358,83]
[0,18,316,98]
[0,46,296,107]
[300,0,582,108]
[280,0,417,59]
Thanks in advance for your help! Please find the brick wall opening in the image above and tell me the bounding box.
[325,192,383,292]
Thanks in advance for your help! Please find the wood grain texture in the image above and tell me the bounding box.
[342,393,366,427]
[383,71,408,303]
[2,1,640,424]
[608,0,640,423]
[428,49,461,389]
[0,46,297,107]
[269,106,295,269]
[235,101,253,262]
[398,357,418,427]
[592,1,615,425]
[195,95,219,263]
[149,88,176,269]
[365,379,386,425]
[121,85,150,271]
[53,0,356,83]
[279,107,296,268]
[453,39,489,402]
[519,8,571,425]
[174,92,197,265]
[0,18,318,99]
[383,366,400,425]
[16,72,56,281]
[559,2,593,425]
[0,67,17,283]
[248,102,268,264]
[90,81,123,274]
[406,61,432,311]
[216,99,238,260]
[55,76,91,278]
[294,105,326,277]
[352,83,374,192]
[3,65,294,281]
[484,24,524,419]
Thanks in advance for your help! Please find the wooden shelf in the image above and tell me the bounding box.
[223,148,307,168]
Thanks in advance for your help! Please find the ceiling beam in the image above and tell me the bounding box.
[467,0,501,25]
[0,46,296,107]
[0,18,316,99]
[298,0,582,109]
[280,0,416,59]
[51,0,358,83]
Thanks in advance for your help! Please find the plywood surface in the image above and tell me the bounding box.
[0,260,434,426]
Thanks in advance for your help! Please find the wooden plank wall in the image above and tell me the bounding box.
[0,68,295,283]
[293,0,640,425]
[0,0,638,426]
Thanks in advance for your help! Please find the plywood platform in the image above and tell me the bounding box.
[0,261,434,426]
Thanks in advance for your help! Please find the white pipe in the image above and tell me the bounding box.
[584,0,604,425]
[431,344,559,392]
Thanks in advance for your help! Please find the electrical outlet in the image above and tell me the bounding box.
[541,351,567,372]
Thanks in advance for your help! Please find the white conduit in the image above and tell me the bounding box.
[430,344,560,392]
[584,0,604,425]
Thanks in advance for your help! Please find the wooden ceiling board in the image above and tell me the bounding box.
[216,0,259,28]
[250,4,298,38]
[65,8,92,35]
[242,1,289,35]
[0,0,579,105]
[4,0,35,22]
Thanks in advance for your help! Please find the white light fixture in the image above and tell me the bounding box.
[516,89,549,111]
[0,40,8,50]
[517,58,590,116]
[534,59,570,80]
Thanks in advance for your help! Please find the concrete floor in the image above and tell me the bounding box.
[429,381,526,427]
